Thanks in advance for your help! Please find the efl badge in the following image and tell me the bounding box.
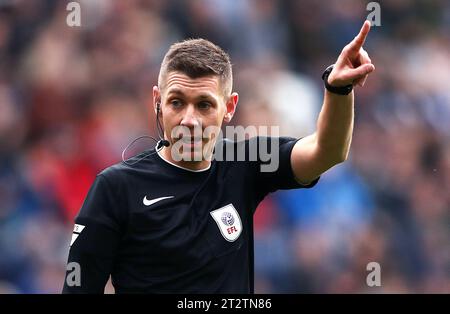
[210,204,242,242]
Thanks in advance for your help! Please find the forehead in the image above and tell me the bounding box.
[162,72,221,97]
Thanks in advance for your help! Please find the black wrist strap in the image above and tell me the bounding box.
[322,65,353,95]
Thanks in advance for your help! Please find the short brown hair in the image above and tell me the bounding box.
[158,38,233,96]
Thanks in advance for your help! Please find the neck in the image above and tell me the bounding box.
[159,147,211,171]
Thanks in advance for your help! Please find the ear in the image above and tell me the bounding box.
[223,92,239,123]
[153,85,161,115]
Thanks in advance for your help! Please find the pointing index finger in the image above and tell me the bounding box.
[349,20,371,52]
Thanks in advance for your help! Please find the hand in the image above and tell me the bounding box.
[327,20,375,88]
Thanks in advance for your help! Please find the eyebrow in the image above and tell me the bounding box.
[167,89,217,101]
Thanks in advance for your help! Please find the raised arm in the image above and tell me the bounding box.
[291,21,375,184]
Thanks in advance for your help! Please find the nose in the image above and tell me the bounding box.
[180,105,200,128]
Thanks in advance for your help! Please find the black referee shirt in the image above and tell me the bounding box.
[62,137,318,293]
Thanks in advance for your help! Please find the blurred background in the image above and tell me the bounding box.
[0,0,449,293]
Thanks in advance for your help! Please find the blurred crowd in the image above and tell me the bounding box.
[0,0,449,293]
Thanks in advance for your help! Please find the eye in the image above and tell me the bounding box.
[171,99,182,108]
[198,101,212,110]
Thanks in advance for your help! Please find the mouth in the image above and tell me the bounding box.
[174,135,204,144]
[171,137,205,152]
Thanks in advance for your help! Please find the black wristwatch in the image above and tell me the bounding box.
[322,64,353,95]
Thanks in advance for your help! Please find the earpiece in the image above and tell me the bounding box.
[155,102,170,148]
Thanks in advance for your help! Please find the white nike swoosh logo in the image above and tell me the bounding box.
[143,196,174,206]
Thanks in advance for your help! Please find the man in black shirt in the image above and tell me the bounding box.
[63,21,375,293]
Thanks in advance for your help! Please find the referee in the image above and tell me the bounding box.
[63,21,375,293]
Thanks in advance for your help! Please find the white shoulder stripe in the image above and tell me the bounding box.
[70,234,79,247]
[70,224,86,247]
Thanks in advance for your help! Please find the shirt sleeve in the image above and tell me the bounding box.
[62,173,125,294]
[250,136,319,202]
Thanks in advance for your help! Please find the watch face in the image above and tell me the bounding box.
[322,65,353,95]
[322,64,334,80]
